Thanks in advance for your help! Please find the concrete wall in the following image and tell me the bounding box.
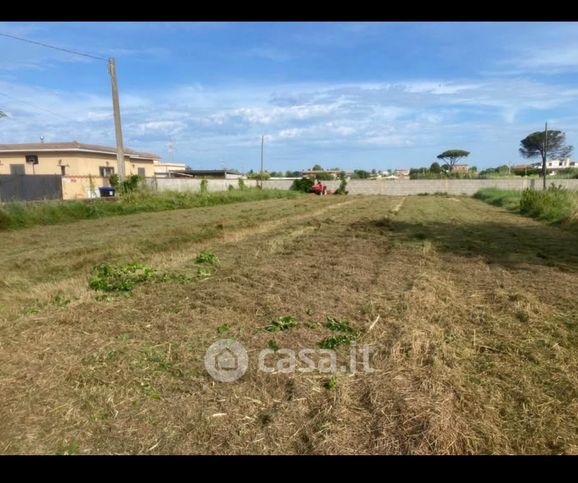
[156,178,259,192]
[155,177,578,195]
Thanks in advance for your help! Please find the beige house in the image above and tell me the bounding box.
[451,164,470,173]
[0,141,159,177]
[0,141,160,200]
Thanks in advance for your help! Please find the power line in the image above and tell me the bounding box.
[0,32,107,62]
[0,91,79,123]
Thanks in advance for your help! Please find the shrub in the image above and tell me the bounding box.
[200,179,208,194]
[290,177,314,193]
[334,171,348,195]
[108,174,142,195]
[519,185,577,223]
[121,175,141,194]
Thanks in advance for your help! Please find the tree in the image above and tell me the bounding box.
[496,164,509,174]
[312,164,323,171]
[352,169,370,179]
[519,129,574,188]
[430,162,442,174]
[315,171,335,180]
[436,150,470,172]
[247,171,270,181]
[290,177,314,193]
[285,170,301,178]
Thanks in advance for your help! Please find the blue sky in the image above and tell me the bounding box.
[1,21,578,172]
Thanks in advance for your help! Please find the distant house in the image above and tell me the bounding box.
[393,169,410,178]
[544,158,577,171]
[451,163,470,173]
[153,160,187,177]
[0,141,159,177]
[177,169,243,179]
[301,169,341,180]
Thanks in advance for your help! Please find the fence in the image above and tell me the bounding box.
[3,175,578,202]
[155,177,578,196]
[0,175,63,202]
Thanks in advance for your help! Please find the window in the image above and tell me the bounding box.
[99,166,115,177]
[60,165,67,176]
[137,167,146,177]
[10,164,25,175]
[25,154,38,165]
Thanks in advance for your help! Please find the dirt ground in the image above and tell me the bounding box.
[0,194,577,454]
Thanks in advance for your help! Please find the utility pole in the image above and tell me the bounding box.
[108,57,125,181]
[260,135,264,189]
[543,122,548,190]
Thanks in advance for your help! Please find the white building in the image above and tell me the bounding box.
[153,160,187,177]
[533,158,577,171]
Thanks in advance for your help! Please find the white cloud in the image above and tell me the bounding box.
[3,75,578,168]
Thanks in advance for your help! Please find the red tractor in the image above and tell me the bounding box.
[311,181,329,195]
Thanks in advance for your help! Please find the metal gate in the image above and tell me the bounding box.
[0,175,63,202]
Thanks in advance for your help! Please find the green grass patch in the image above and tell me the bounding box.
[89,262,156,292]
[475,186,578,224]
[0,188,302,231]
[324,316,356,335]
[264,316,299,332]
[89,261,200,292]
[195,250,220,266]
[323,375,338,391]
[318,334,356,350]
[473,188,522,211]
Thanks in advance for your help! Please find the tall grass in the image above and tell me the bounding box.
[473,188,522,211]
[475,186,578,224]
[0,188,302,231]
[519,186,577,223]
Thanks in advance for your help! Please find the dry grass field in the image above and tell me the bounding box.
[1,194,577,454]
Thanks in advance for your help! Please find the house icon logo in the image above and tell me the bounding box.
[204,339,249,382]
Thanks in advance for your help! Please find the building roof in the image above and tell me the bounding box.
[0,141,160,161]
[302,169,341,174]
[184,169,241,175]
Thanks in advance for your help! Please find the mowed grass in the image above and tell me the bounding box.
[1,195,577,454]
